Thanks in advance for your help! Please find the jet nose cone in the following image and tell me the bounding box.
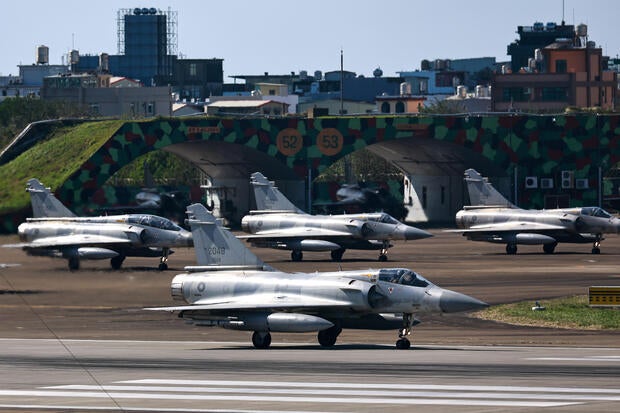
[439,289,489,313]
[402,225,433,240]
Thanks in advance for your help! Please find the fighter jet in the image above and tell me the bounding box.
[240,172,432,262]
[4,178,192,270]
[147,203,488,349]
[452,169,620,254]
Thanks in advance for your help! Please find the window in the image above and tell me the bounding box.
[395,101,405,113]
[380,102,390,113]
[502,87,529,102]
[189,63,197,77]
[541,87,567,101]
[555,59,567,73]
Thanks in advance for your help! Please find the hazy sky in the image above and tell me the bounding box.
[2,0,618,79]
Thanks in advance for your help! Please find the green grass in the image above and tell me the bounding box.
[0,120,124,214]
[475,295,620,330]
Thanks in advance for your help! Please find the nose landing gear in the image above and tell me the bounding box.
[396,313,413,350]
[379,241,389,262]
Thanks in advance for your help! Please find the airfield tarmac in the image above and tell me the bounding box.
[1,230,620,412]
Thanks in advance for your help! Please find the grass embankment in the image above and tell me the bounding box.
[0,120,124,214]
[475,295,620,330]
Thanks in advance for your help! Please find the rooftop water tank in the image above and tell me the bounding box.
[373,67,383,77]
[534,48,543,62]
[421,59,431,70]
[457,85,467,98]
[475,85,490,98]
[577,23,588,37]
[69,49,79,65]
[99,53,109,72]
[400,82,412,96]
[36,45,49,65]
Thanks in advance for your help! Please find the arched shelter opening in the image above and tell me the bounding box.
[162,140,305,224]
[317,138,509,223]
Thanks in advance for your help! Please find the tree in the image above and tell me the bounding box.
[0,97,94,149]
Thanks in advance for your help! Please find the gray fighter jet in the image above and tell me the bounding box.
[147,203,487,349]
[452,169,620,254]
[240,172,432,262]
[4,179,192,270]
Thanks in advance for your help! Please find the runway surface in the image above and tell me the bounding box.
[1,230,620,412]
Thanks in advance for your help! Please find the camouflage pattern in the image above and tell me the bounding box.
[18,114,620,216]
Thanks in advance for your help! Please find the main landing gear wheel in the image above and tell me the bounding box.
[252,331,272,349]
[506,244,518,255]
[592,239,601,254]
[396,337,411,349]
[291,250,303,262]
[395,313,414,350]
[158,248,170,271]
[68,257,80,271]
[543,242,557,254]
[330,249,345,262]
[110,255,125,270]
[317,326,342,347]
[378,254,388,262]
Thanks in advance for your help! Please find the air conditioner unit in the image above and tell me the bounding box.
[561,170,574,189]
[525,176,538,189]
[540,178,554,189]
[575,178,589,189]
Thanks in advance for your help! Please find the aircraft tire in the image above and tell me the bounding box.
[592,247,601,254]
[68,257,80,271]
[158,262,168,271]
[291,250,303,262]
[317,326,342,347]
[378,254,388,262]
[330,249,345,262]
[252,331,271,349]
[543,242,557,254]
[506,244,517,255]
[110,255,125,270]
[396,337,411,350]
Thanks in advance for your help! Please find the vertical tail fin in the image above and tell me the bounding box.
[185,203,268,270]
[463,169,515,208]
[26,179,76,218]
[250,172,304,213]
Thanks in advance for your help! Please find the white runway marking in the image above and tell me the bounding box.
[7,378,620,409]
[528,356,620,362]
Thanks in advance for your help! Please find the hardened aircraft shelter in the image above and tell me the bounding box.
[55,113,620,223]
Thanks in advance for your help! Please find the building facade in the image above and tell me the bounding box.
[492,41,616,112]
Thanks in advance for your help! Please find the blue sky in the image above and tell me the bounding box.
[2,0,618,79]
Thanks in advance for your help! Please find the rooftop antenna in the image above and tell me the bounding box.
[340,48,344,115]
[561,0,565,25]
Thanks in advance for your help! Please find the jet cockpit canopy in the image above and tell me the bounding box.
[128,215,183,231]
[580,207,613,219]
[378,268,431,288]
